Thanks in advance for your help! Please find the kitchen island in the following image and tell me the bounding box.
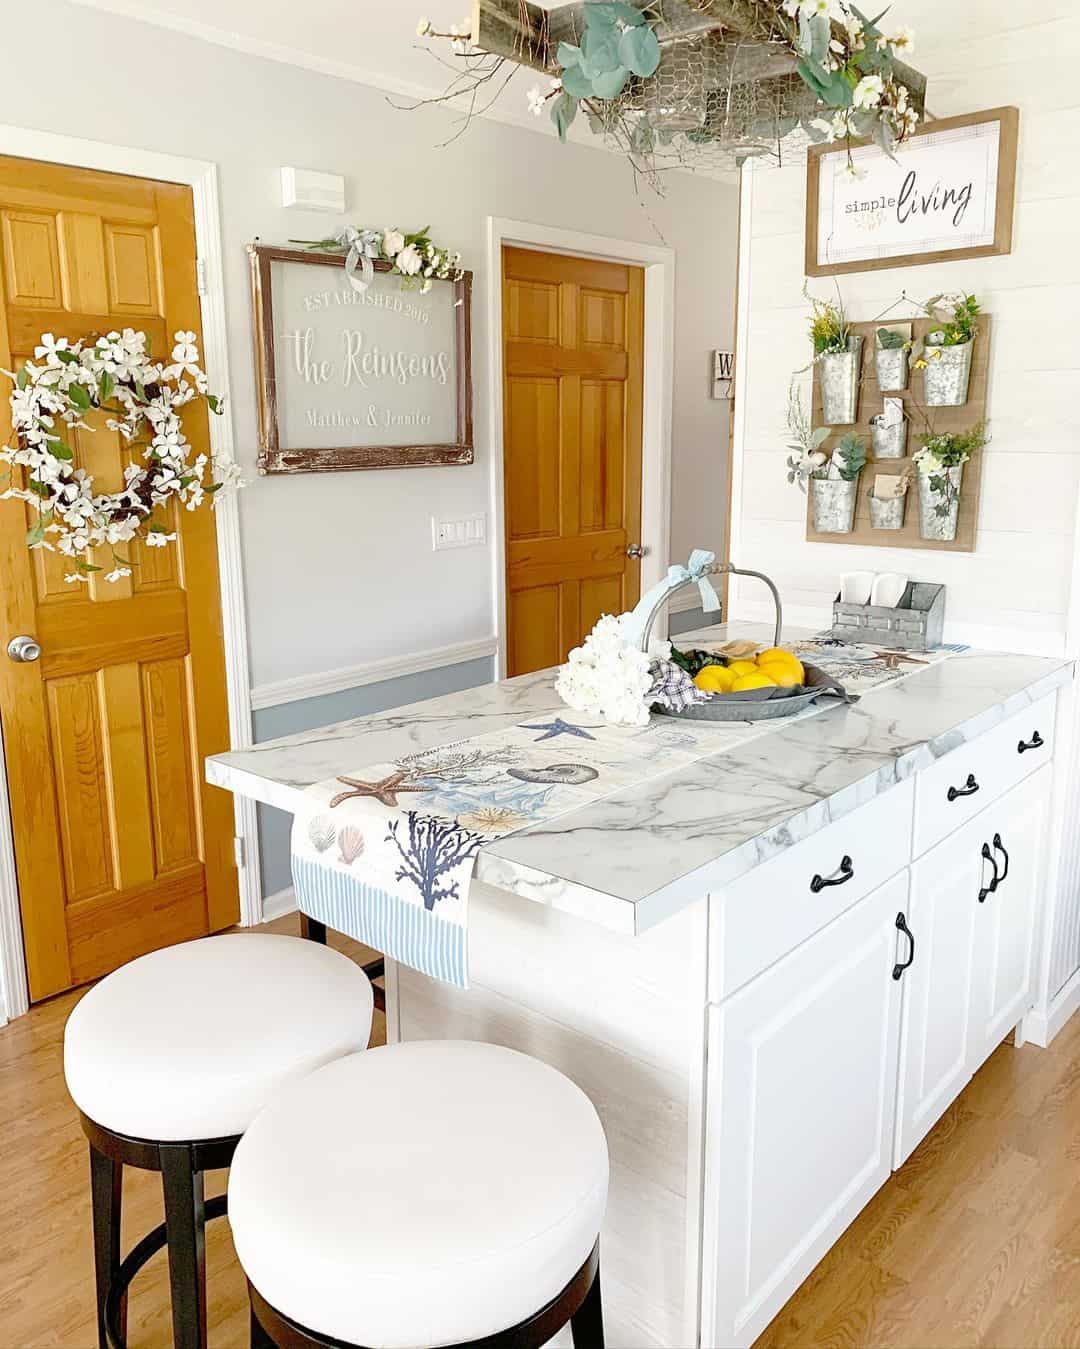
[208,626,1072,1348]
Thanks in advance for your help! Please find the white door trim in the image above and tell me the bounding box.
[486,216,675,679]
[0,125,260,1021]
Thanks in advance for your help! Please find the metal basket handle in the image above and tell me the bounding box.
[638,563,783,653]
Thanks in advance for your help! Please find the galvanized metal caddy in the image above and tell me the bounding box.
[831,581,946,651]
[644,563,855,722]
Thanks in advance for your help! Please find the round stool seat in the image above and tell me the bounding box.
[64,934,374,1142]
[229,1040,609,1349]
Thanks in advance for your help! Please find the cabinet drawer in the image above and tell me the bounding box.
[913,691,1056,858]
[708,777,914,1002]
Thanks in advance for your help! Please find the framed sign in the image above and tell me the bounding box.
[806,107,1019,277]
[249,243,473,474]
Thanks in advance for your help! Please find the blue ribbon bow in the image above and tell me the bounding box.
[337,226,384,293]
[623,549,721,652]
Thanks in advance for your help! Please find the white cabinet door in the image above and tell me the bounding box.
[701,871,907,1349]
[895,816,988,1166]
[969,767,1050,1068]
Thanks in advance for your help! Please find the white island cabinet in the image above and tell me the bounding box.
[207,635,1073,1349]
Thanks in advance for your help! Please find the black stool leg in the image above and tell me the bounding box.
[250,1301,276,1349]
[570,1263,605,1349]
[89,1142,124,1349]
[160,1144,208,1349]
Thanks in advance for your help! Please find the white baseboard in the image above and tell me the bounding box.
[1023,967,1080,1048]
[250,636,498,711]
[258,885,297,925]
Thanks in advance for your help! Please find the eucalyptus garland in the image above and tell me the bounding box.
[1,328,241,582]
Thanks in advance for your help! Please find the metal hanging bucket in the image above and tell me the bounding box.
[819,336,864,425]
[917,464,963,541]
[875,345,909,392]
[868,489,907,530]
[870,408,908,460]
[811,476,859,533]
[923,340,974,407]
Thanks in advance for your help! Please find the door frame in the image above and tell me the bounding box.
[486,217,675,679]
[0,125,260,1021]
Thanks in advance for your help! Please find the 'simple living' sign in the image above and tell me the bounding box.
[806,107,1018,277]
[250,244,473,474]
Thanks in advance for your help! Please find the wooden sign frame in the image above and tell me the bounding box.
[249,243,474,475]
[806,107,1019,278]
[805,315,992,553]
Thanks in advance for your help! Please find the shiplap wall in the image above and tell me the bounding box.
[730,0,1080,655]
[731,0,1080,1028]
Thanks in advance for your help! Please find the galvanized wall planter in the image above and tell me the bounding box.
[868,490,907,530]
[811,476,859,533]
[874,344,909,392]
[869,399,907,459]
[917,465,964,542]
[819,335,863,424]
[923,339,974,407]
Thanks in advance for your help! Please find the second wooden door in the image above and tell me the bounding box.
[502,246,644,677]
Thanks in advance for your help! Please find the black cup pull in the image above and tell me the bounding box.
[947,773,980,803]
[993,832,1010,885]
[1018,731,1044,754]
[978,841,1000,903]
[810,855,854,893]
[893,912,916,980]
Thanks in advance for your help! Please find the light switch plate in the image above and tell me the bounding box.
[432,513,486,551]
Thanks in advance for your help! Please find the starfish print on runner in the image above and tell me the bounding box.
[329,771,429,809]
[519,717,598,742]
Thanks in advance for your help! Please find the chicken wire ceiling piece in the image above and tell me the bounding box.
[468,0,927,175]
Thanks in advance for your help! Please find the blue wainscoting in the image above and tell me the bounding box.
[253,656,495,901]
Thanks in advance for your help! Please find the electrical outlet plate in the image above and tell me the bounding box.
[432,514,486,551]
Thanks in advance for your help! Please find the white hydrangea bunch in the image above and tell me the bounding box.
[555,613,657,728]
[1,327,241,582]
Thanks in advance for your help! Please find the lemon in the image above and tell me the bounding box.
[726,659,759,677]
[693,665,736,693]
[757,661,801,689]
[755,648,805,683]
[732,671,776,692]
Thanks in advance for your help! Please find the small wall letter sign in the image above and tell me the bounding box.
[806,107,1018,277]
[249,243,473,474]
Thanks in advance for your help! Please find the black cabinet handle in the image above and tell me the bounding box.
[947,773,980,803]
[1018,731,1044,754]
[993,832,1010,886]
[893,912,915,980]
[810,855,854,893]
[978,841,999,903]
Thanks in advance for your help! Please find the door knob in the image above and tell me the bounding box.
[626,545,646,559]
[7,635,41,663]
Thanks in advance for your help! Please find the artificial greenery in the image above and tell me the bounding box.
[669,645,726,677]
[552,3,661,142]
[785,380,831,490]
[925,293,980,347]
[913,421,988,516]
[807,286,850,356]
[876,327,908,350]
[834,432,867,481]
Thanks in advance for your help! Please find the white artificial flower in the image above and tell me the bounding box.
[421,279,433,294]
[526,86,546,117]
[395,244,423,276]
[145,530,176,547]
[890,26,915,54]
[103,567,132,583]
[800,0,845,19]
[34,333,70,367]
[853,74,885,109]
[416,16,432,36]
[382,229,406,258]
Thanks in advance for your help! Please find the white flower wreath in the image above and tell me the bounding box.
[1,327,241,583]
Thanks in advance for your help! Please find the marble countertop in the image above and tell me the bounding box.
[207,625,1072,934]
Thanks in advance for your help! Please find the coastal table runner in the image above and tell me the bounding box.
[291,638,966,988]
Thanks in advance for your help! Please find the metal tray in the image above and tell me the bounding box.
[655,662,856,723]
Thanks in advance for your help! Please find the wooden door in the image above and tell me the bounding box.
[502,246,644,677]
[970,768,1049,1067]
[895,819,983,1166]
[0,157,238,1001]
[702,871,906,1349]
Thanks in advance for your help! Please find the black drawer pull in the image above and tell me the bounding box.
[978,841,999,903]
[893,912,915,980]
[947,773,980,803]
[810,855,854,893]
[1018,731,1044,754]
[993,832,1010,885]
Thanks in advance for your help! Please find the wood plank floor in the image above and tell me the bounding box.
[2,919,1078,1349]
[0,914,383,1349]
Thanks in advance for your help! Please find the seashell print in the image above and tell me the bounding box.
[456,806,528,835]
[507,763,599,786]
[337,826,364,865]
[308,816,337,853]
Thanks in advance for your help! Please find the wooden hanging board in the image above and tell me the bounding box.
[805,315,992,552]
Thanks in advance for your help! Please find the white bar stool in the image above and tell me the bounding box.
[228,1040,609,1349]
[63,933,375,1349]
